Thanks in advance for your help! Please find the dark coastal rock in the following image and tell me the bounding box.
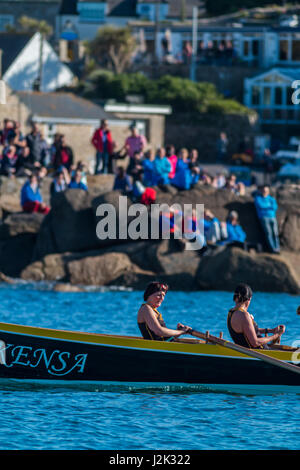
[0,234,37,277]
[68,252,133,285]
[0,193,21,215]
[196,246,300,294]
[21,253,68,282]
[0,213,45,239]
[35,189,99,257]
[53,283,85,293]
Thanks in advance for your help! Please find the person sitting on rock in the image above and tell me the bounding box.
[50,168,71,197]
[21,173,50,215]
[228,283,285,349]
[153,147,172,186]
[113,166,133,193]
[142,149,156,187]
[172,148,192,190]
[220,210,246,247]
[68,169,88,191]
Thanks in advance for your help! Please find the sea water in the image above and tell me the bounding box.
[0,282,299,450]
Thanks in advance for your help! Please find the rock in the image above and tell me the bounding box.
[53,283,85,293]
[21,253,67,282]
[0,212,45,239]
[196,246,300,294]
[279,209,300,252]
[0,193,21,214]
[0,234,37,277]
[67,252,133,285]
[0,271,14,283]
[36,189,99,255]
[86,174,115,198]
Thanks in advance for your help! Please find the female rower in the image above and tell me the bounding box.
[137,282,191,341]
[227,283,286,349]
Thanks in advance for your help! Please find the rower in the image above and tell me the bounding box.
[227,283,286,349]
[137,281,191,341]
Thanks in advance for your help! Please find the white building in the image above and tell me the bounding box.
[0,32,75,92]
[244,68,300,124]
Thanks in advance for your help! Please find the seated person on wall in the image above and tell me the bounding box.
[254,185,280,254]
[68,169,88,191]
[204,209,222,244]
[137,282,192,341]
[172,148,192,190]
[50,167,71,197]
[127,150,144,182]
[52,134,74,172]
[220,211,262,253]
[0,144,18,177]
[188,149,201,186]
[228,283,285,349]
[113,166,133,193]
[142,149,156,187]
[166,145,177,181]
[153,147,172,186]
[21,173,50,215]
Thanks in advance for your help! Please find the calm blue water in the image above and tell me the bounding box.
[0,282,299,450]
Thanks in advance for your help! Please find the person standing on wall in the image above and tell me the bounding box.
[91,119,114,175]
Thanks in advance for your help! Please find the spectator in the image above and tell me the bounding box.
[153,147,172,185]
[0,144,18,177]
[166,145,177,180]
[189,149,201,185]
[172,148,192,190]
[142,149,156,187]
[127,150,144,182]
[9,121,26,154]
[225,174,245,196]
[203,209,222,244]
[113,167,133,193]
[21,173,50,214]
[220,211,246,246]
[26,122,44,166]
[254,185,280,254]
[68,169,88,191]
[91,119,114,174]
[124,126,147,160]
[15,146,35,177]
[50,168,70,197]
[216,132,228,162]
[0,119,14,146]
[52,134,74,171]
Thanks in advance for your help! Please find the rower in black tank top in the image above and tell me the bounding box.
[138,304,172,341]
[227,308,252,348]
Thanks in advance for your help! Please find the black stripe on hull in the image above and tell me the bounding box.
[0,331,299,386]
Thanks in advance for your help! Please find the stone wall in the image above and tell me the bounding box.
[165,112,259,161]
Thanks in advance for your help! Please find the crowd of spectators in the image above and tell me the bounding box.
[0,118,281,255]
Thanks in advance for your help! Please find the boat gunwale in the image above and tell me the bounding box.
[0,321,297,362]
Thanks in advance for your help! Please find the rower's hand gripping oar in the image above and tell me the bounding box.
[185,328,300,376]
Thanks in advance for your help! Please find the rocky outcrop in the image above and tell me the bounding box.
[0,173,299,293]
[196,246,300,294]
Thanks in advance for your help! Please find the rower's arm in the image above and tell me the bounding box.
[142,307,184,338]
[242,313,281,348]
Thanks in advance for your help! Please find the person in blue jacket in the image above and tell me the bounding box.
[254,185,280,253]
[153,147,171,185]
[221,211,246,245]
[68,169,88,191]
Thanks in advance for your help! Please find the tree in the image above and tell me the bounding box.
[7,16,53,91]
[89,26,137,74]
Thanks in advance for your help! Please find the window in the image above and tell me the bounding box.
[251,86,260,105]
[275,87,283,105]
[263,87,271,106]
[292,40,300,61]
[279,40,289,61]
[252,40,259,57]
[0,15,13,31]
[78,3,106,22]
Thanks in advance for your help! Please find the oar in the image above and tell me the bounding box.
[187,329,300,376]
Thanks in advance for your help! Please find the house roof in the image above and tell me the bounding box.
[0,33,34,75]
[16,91,114,122]
[248,67,300,83]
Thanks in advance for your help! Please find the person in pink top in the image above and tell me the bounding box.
[166,144,177,180]
[125,126,147,159]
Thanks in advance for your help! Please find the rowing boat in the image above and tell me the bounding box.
[0,321,299,393]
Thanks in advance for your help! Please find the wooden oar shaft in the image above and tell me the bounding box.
[189,329,300,376]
